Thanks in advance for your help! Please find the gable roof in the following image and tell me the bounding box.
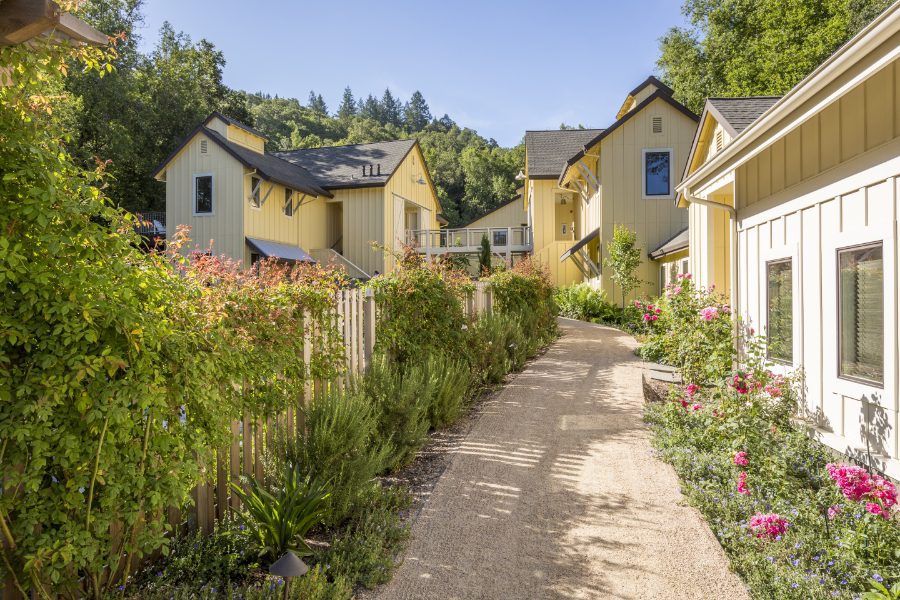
[706,97,782,136]
[525,129,604,179]
[152,125,331,198]
[628,75,675,100]
[205,111,269,140]
[275,139,418,189]
[559,90,699,185]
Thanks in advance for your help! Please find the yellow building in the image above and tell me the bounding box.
[154,112,443,277]
[537,77,699,299]
[677,2,900,478]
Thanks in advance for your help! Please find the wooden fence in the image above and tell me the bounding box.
[2,283,493,599]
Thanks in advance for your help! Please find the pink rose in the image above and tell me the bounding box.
[685,383,699,397]
[737,472,751,496]
[733,451,749,466]
[699,306,719,321]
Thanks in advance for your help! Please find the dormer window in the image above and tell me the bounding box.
[284,188,294,217]
[642,148,673,199]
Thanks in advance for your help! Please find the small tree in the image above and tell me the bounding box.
[604,224,643,308]
[478,234,492,275]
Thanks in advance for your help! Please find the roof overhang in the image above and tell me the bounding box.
[648,228,689,260]
[560,91,699,186]
[0,0,107,46]
[677,1,900,199]
[246,238,316,263]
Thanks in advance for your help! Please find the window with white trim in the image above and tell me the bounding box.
[193,174,213,215]
[838,243,884,385]
[642,149,672,198]
[766,259,793,363]
[284,188,294,217]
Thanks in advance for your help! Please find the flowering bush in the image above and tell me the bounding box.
[637,274,735,382]
[646,372,900,598]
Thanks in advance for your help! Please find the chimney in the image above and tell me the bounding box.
[361,165,366,177]
[377,164,381,176]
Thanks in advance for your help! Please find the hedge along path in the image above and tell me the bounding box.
[0,283,494,600]
[375,318,749,600]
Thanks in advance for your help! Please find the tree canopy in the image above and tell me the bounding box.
[657,0,893,113]
[66,0,523,226]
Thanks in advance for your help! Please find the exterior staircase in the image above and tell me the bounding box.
[309,248,370,280]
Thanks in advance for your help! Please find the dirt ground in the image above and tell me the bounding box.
[372,318,749,600]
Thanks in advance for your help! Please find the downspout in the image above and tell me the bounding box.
[683,190,741,352]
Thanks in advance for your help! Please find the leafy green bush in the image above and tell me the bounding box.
[366,248,470,364]
[363,356,433,469]
[646,355,900,599]
[132,520,258,595]
[316,485,411,590]
[283,386,391,526]
[489,257,557,341]
[423,354,474,428]
[554,284,622,323]
[231,466,331,559]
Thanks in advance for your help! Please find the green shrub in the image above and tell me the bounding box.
[283,386,391,526]
[316,485,411,591]
[555,284,622,323]
[231,466,331,559]
[363,356,432,469]
[131,520,258,595]
[423,354,474,428]
[489,257,557,341]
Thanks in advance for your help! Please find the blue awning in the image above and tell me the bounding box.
[246,237,316,263]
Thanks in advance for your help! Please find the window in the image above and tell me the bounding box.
[766,259,793,363]
[250,176,261,208]
[838,243,884,385]
[493,230,508,246]
[680,258,689,275]
[643,149,672,198]
[284,188,294,217]
[193,174,213,215]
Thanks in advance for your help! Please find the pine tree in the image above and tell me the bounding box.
[337,86,356,120]
[307,90,327,115]
[380,88,403,127]
[478,234,492,276]
[403,90,432,132]
[358,94,381,122]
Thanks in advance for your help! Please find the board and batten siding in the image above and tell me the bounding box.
[164,132,245,262]
[383,144,441,273]
[529,178,583,287]
[731,53,900,477]
[337,187,385,277]
[591,97,694,298]
[466,200,528,229]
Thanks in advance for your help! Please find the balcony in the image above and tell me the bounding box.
[408,226,533,257]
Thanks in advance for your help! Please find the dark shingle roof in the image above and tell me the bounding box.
[707,97,781,135]
[525,129,604,179]
[275,139,417,189]
[203,128,331,197]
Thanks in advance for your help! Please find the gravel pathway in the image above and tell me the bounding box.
[373,318,749,600]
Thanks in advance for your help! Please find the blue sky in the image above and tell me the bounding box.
[137,1,688,147]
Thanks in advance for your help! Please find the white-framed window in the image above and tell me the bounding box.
[192,174,213,216]
[284,188,294,217]
[642,148,673,199]
[250,176,261,209]
[766,258,793,364]
[680,258,689,275]
[493,230,508,246]
[837,242,884,386]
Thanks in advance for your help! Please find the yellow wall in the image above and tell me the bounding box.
[466,200,528,229]
[226,124,266,154]
[655,248,690,289]
[383,143,442,272]
[529,179,583,286]
[582,97,694,298]
[337,187,385,276]
[163,132,245,262]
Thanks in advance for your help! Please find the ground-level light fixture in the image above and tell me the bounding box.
[269,551,308,599]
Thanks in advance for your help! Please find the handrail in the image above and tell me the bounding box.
[408,226,533,254]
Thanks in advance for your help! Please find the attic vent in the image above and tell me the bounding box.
[200,139,208,154]
[715,129,724,152]
[651,117,663,134]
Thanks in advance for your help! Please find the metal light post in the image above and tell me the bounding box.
[269,551,308,600]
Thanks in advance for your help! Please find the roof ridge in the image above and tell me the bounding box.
[707,95,783,100]
[525,128,603,133]
[278,137,416,154]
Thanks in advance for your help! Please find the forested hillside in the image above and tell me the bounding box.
[69,0,523,226]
